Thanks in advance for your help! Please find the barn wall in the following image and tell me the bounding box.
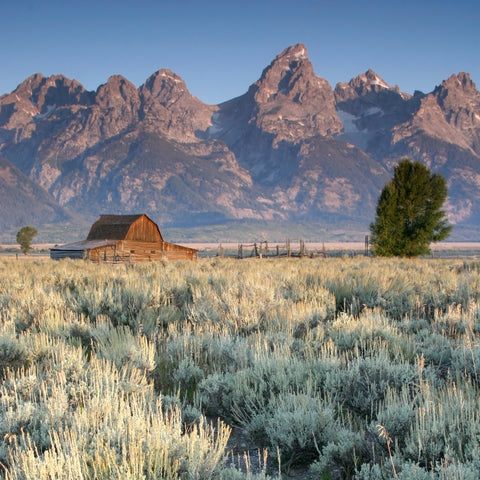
[162,242,198,261]
[52,241,197,262]
[88,245,119,263]
[115,240,164,262]
[125,216,163,243]
[118,241,197,261]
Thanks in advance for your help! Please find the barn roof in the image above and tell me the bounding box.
[86,214,146,240]
[50,239,117,251]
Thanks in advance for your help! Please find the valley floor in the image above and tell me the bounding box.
[2,256,480,478]
[3,241,480,259]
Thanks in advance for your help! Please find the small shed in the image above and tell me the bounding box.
[50,214,197,262]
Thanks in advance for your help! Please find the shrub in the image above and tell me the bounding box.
[0,333,30,373]
[3,256,480,476]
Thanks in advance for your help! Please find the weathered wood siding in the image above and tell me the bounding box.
[125,217,163,242]
[116,240,164,262]
[87,245,118,263]
[162,242,198,261]
[87,241,197,263]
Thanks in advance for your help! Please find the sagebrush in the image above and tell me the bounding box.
[1,256,480,479]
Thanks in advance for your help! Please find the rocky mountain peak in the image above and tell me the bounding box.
[141,69,189,105]
[363,68,388,86]
[265,42,309,72]
[334,69,393,102]
[333,68,416,153]
[238,43,342,141]
[427,72,480,150]
[24,74,92,114]
[439,72,477,93]
[433,72,479,108]
[0,74,92,128]
[434,73,480,112]
[95,75,139,108]
[253,43,313,104]
[139,69,217,142]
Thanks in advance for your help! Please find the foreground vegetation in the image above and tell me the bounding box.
[1,256,480,479]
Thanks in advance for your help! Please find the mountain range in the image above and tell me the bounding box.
[1,43,480,243]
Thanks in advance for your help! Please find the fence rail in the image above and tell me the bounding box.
[212,239,363,259]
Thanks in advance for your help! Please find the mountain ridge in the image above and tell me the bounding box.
[1,43,479,242]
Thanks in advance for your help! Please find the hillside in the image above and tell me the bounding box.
[1,44,479,241]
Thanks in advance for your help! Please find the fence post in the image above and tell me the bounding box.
[286,239,291,257]
[238,244,243,259]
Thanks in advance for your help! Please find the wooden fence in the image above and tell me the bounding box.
[215,240,327,259]
[212,237,372,259]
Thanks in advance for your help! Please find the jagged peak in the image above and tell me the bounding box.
[95,75,138,105]
[264,43,310,74]
[438,72,477,93]
[141,68,189,98]
[10,73,91,112]
[96,74,136,93]
[353,69,390,90]
[103,74,131,84]
[275,43,309,62]
[147,68,186,86]
[156,69,185,82]
[251,43,319,103]
[14,73,85,95]
[15,73,46,91]
[334,69,393,102]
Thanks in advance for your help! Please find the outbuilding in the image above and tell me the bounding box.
[50,214,197,262]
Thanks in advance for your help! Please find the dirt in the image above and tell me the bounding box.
[224,425,316,479]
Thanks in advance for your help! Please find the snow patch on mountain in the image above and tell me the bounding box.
[363,107,383,116]
[206,112,223,135]
[34,104,56,120]
[294,46,306,59]
[336,109,361,133]
[371,76,389,89]
[335,109,377,150]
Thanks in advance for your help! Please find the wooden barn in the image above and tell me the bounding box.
[50,214,197,262]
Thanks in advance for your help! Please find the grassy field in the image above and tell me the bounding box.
[1,256,480,479]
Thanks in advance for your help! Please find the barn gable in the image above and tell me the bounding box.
[87,214,163,242]
[50,214,196,262]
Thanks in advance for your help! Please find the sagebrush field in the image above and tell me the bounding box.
[1,256,480,479]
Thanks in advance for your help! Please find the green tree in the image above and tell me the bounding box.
[16,226,38,255]
[370,159,452,257]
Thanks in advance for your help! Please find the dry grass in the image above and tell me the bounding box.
[2,257,480,478]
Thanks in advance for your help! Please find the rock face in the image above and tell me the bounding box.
[210,44,343,182]
[0,156,72,231]
[1,44,480,240]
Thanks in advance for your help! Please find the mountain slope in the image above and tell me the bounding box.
[208,44,343,182]
[1,44,480,241]
[0,156,74,231]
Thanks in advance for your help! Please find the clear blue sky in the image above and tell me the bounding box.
[1,0,479,105]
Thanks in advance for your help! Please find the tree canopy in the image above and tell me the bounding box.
[16,226,38,255]
[370,159,452,257]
